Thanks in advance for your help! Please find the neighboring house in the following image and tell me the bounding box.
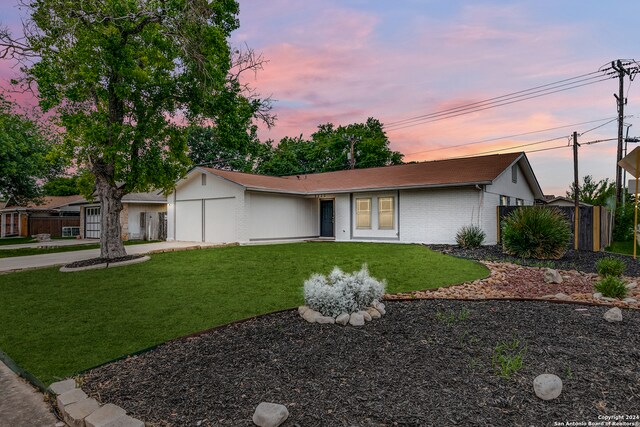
[542,196,592,207]
[74,192,167,240]
[167,152,544,245]
[0,195,84,238]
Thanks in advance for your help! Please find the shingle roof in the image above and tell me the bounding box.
[201,152,526,194]
[122,192,167,203]
[3,195,86,211]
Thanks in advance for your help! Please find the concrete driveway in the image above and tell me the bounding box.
[0,241,219,273]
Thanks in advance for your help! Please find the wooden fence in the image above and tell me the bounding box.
[28,216,80,238]
[497,205,612,252]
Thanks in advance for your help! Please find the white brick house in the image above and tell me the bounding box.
[167,152,544,245]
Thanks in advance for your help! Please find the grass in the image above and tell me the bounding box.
[0,237,36,245]
[492,338,527,379]
[0,242,488,385]
[605,240,640,256]
[0,239,158,258]
[435,307,471,326]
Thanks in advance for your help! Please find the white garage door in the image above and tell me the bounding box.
[204,198,237,243]
[175,200,202,242]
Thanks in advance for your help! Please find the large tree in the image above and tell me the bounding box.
[566,175,615,206]
[258,118,403,176]
[9,0,242,258]
[0,95,62,204]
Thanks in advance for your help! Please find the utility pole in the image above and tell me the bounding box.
[573,131,580,251]
[613,60,631,205]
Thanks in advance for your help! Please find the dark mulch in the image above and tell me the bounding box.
[82,300,640,426]
[428,244,640,276]
[64,254,143,269]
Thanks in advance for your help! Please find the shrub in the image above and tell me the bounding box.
[303,264,386,317]
[501,207,571,259]
[594,276,627,299]
[595,258,626,277]
[492,338,527,379]
[456,225,486,248]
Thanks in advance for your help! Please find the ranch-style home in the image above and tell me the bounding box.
[167,152,544,245]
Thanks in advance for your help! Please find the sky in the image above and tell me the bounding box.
[2,0,640,195]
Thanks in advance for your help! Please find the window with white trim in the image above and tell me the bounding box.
[516,198,524,206]
[356,198,371,229]
[378,197,394,229]
[500,195,509,206]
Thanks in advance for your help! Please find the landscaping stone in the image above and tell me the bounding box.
[593,292,603,299]
[367,307,382,319]
[252,402,289,427]
[57,388,87,407]
[553,293,570,301]
[603,307,623,322]
[335,313,350,325]
[349,312,365,326]
[544,269,563,284]
[602,297,617,302]
[50,378,77,395]
[533,374,563,400]
[297,306,309,316]
[85,403,126,427]
[302,309,321,323]
[316,315,336,324]
[361,310,372,322]
[623,297,637,304]
[626,282,637,290]
[62,398,100,427]
[375,302,386,315]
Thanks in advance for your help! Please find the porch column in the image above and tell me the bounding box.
[1,214,5,238]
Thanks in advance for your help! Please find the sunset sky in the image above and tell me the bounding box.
[2,0,640,195]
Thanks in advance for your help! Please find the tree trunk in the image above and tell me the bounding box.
[95,175,127,259]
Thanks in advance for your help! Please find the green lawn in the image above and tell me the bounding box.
[0,239,159,258]
[605,240,640,256]
[0,242,488,385]
[0,237,36,245]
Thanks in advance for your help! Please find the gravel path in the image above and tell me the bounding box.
[82,300,640,426]
[427,245,640,276]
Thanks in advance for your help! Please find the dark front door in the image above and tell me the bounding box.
[320,200,334,237]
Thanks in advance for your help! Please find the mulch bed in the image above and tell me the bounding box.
[428,244,640,276]
[64,255,143,269]
[82,300,640,426]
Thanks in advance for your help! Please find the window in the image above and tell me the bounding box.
[85,207,101,239]
[201,173,207,186]
[356,198,371,229]
[516,198,524,206]
[500,195,510,206]
[378,197,394,229]
[512,165,518,183]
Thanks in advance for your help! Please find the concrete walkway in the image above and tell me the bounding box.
[0,362,59,427]
[0,239,97,250]
[0,241,219,273]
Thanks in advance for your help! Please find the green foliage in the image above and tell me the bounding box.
[435,308,471,326]
[595,258,626,277]
[613,198,635,241]
[605,240,640,256]
[492,338,527,379]
[566,175,615,206]
[257,118,403,175]
[501,207,571,259]
[42,176,80,196]
[594,276,628,299]
[0,96,64,203]
[455,225,485,248]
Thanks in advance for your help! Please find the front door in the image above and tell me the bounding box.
[320,200,334,237]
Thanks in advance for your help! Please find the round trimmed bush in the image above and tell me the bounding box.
[456,224,486,248]
[501,207,571,259]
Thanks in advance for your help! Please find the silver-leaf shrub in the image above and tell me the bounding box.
[303,264,386,317]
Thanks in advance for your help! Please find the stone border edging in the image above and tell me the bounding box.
[59,256,150,273]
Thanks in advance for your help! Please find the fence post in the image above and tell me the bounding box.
[496,206,501,244]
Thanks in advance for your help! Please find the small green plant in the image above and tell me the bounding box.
[564,366,573,380]
[596,258,626,277]
[501,207,571,259]
[492,338,527,379]
[467,357,484,371]
[455,224,486,248]
[594,276,627,299]
[435,308,471,326]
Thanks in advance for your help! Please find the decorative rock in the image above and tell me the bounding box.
[316,315,336,324]
[57,388,87,408]
[593,292,603,300]
[85,404,126,427]
[601,297,617,302]
[623,297,637,304]
[335,313,350,325]
[533,374,563,400]
[302,308,321,323]
[361,310,372,322]
[62,398,100,427]
[297,306,309,316]
[554,293,571,301]
[626,282,637,290]
[603,307,623,322]
[367,307,381,319]
[49,379,76,395]
[349,312,365,327]
[543,268,563,284]
[252,402,289,427]
[375,303,386,315]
